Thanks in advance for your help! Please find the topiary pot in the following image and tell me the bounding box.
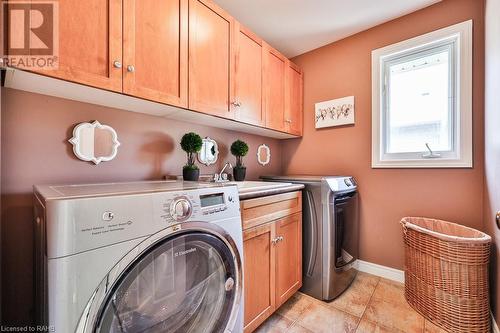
[183,167,200,181]
[233,167,246,182]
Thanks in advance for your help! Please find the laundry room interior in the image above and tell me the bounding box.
[1,0,499,332]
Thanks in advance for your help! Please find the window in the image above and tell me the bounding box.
[372,21,472,168]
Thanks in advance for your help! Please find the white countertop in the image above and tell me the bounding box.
[233,181,305,199]
[34,180,304,201]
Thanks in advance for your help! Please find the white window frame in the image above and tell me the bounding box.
[372,20,473,168]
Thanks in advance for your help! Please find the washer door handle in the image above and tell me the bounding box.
[225,277,235,291]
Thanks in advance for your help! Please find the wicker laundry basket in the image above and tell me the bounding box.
[401,217,492,333]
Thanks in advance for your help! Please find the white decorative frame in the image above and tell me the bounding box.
[257,144,271,166]
[315,96,355,128]
[197,137,219,166]
[69,120,121,165]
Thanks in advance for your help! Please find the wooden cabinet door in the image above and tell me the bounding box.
[243,223,276,333]
[275,212,303,307]
[123,0,188,107]
[264,44,286,132]
[188,0,234,118]
[285,61,303,136]
[34,0,123,92]
[234,23,264,126]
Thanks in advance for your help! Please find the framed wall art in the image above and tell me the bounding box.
[315,96,355,128]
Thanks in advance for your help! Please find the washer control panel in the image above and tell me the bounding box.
[154,185,240,225]
[326,176,357,193]
[202,205,228,216]
[169,197,192,221]
[344,177,357,187]
[200,192,228,216]
[38,183,241,258]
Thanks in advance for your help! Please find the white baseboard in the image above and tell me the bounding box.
[493,312,500,333]
[356,260,405,283]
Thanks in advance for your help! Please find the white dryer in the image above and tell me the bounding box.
[34,181,244,333]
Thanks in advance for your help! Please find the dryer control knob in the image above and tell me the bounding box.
[170,198,192,221]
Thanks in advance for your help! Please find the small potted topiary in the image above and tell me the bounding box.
[180,132,203,181]
[230,139,249,181]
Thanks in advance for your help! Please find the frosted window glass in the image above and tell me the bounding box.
[387,50,451,154]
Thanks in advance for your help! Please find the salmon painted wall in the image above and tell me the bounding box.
[484,0,500,324]
[282,0,485,270]
[0,88,282,324]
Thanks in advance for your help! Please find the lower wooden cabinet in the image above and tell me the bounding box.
[243,223,276,332]
[275,213,302,307]
[241,192,302,333]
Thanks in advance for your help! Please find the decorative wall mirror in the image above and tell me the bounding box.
[198,137,219,166]
[69,121,120,165]
[257,144,271,166]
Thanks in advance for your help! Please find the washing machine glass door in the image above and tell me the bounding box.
[333,192,359,269]
[95,232,238,333]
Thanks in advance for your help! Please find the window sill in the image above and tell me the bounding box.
[371,158,473,169]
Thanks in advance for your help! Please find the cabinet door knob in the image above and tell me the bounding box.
[127,65,135,73]
[285,119,292,123]
[231,101,241,107]
[113,61,122,69]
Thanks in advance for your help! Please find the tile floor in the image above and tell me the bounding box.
[254,272,447,333]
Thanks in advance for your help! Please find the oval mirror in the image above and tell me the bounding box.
[69,121,120,165]
[198,137,219,166]
[257,144,271,166]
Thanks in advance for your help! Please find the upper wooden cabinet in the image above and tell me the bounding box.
[233,24,265,126]
[188,0,234,118]
[285,62,304,136]
[16,0,303,137]
[35,0,123,92]
[123,0,188,108]
[264,44,287,132]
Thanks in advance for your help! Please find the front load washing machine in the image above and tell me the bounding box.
[34,181,244,333]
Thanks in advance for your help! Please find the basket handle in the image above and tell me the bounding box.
[401,220,408,237]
